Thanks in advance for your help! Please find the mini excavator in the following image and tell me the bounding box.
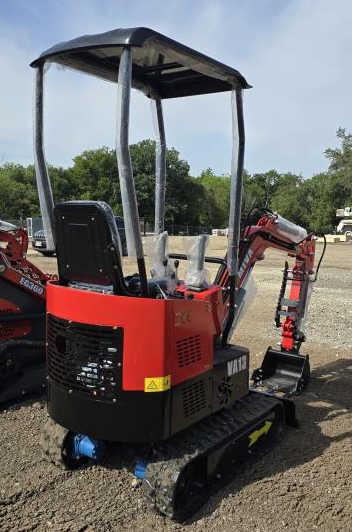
[0,220,53,403]
[30,28,318,519]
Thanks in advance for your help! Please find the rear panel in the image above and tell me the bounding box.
[47,282,216,390]
[46,282,249,442]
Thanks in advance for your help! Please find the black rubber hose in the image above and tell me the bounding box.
[313,234,327,282]
[221,275,236,347]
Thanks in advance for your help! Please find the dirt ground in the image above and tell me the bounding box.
[0,239,351,531]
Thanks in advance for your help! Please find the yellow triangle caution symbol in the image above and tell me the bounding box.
[144,375,171,392]
[146,379,158,391]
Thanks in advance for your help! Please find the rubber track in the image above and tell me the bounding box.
[143,392,283,520]
[0,343,46,404]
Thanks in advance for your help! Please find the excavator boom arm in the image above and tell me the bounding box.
[217,212,316,354]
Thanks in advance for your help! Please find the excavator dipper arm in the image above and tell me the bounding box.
[217,211,316,395]
[241,213,316,353]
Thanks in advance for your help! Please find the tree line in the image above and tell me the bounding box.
[0,128,351,233]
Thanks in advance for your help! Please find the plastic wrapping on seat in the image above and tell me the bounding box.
[184,235,209,289]
[149,231,176,293]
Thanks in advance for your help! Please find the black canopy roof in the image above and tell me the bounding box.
[30,27,251,99]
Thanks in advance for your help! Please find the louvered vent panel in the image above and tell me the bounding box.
[182,380,207,418]
[47,315,122,402]
[176,335,202,368]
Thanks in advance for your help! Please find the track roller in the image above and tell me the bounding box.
[0,343,46,405]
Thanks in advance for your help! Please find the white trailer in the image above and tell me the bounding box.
[336,207,352,237]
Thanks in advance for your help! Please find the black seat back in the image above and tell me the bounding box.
[54,201,124,293]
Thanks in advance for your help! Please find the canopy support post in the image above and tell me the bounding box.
[222,88,245,346]
[115,47,148,296]
[151,98,166,235]
[33,64,55,251]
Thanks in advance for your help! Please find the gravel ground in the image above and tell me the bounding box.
[0,240,351,531]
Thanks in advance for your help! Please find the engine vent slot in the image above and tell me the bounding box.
[182,379,207,418]
[47,315,123,402]
[176,335,202,368]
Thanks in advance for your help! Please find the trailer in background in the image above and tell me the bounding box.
[336,207,352,238]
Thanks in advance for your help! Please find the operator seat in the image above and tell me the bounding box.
[54,201,126,294]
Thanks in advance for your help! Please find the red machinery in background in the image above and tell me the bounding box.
[0,220,53,403]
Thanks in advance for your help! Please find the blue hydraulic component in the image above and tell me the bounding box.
[72,434,105,461]
[134,460,147,479]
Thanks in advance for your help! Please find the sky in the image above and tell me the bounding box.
[0,0,351,177]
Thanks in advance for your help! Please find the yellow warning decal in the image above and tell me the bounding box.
[248,420,273,447]
[144,375,171,392]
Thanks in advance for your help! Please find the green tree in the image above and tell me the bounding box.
[270,173,306,226]
[305,128,352,232]
[324,128,352,211]
[1,129,351,234]
[245,170,280,209]
[0,163,39,220]
[199,168,230,227]
[69,141,208,226]
[325,128,352,173]
[301,173,334,233]
[0,173,34,220]
[70,147,119,210]
[0,162,80,220]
